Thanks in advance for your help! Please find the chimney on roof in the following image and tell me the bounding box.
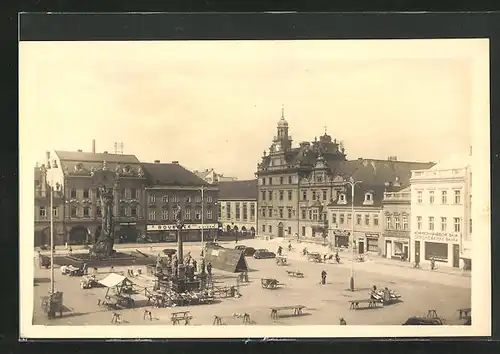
[172,161,179,164]
[92,139,96,154]
[154,160,160,164]
[388,156,397,161]
[77,149,83,152]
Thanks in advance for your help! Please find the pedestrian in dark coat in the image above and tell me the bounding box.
[321,270,327,285]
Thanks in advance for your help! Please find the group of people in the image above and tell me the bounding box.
[277,242,293,256]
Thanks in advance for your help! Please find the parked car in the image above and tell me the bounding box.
[234,245,256,257]
[402,317,443,325]
[253,249,276,259]
[205,241,223,249]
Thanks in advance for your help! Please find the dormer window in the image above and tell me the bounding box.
[338,193,347,205]
[363,192,374,205]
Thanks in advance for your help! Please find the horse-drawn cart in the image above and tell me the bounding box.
[261,278,283,289]
[307,252,322,263]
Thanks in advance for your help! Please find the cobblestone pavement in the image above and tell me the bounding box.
[33,239,471,327]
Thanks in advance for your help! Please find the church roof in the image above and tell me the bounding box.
[142,163,209,187]
[218,180,258,200]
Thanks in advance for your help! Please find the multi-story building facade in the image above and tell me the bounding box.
[381,186,411,260]
[327,185,385,254]
[256,109,435,244]
[143,161,219,242]
[217,180,258,236]
[44,148,147,245]
[410,155,472,269]
[34,164,64,246]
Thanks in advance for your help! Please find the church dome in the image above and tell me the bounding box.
[277,106,288,127]
[277,116,288,128]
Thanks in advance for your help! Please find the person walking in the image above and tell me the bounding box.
[207,261,213,278]
[321,270,327,285]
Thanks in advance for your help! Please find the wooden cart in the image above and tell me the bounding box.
[276,256,288,266]
[307,252,322,263]
[286,270,304,278]
[261,278,283,289]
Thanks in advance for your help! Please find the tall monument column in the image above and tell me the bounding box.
[89,161,119,258]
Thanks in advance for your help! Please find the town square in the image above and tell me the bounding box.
[20,38,490,337]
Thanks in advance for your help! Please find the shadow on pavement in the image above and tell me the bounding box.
[275,312,312,319]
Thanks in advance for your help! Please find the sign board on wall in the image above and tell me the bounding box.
[413,231,459,243]
[147,223,218,231]
[333,230,350,237]
[365,233,380,239]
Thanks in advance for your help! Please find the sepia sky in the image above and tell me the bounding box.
[19,39,482,180]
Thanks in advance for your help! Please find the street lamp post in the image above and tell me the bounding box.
[200,186,206,250]
[346,177,362,292]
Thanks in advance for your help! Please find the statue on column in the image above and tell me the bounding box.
[89,162,118,259]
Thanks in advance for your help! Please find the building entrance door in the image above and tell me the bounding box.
[452,244,460,268]
[385,241,392,259]
[358,241,364,254]
[278,223,284,238]
[414,241,420,264]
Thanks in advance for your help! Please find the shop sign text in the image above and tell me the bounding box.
[413,231,459,243]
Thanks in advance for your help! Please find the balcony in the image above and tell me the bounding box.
[383,192,411,202]
[411,168,466,181]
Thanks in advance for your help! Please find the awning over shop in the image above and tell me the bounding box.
[98,273,127,288]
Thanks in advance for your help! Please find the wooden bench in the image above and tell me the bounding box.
[171,311,192,325]
[286,270,304,278]
[458,308,471,319]
[349,299,381,310]
[270,305,306,319]
[213,286,235,298]
[213,313,251,325]
[261,278,284,289]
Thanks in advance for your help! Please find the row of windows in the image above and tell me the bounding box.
[332,213,380,227]
[261,189,332,202]
[415,216,464,232]
[148,208,213,221]
[261,176,294,186]
[416,189,461,205]
[38,206,59,217]
[220,203,256,220]
[260,207,329,221]
[385,215,409,230]
[148,194,213,204]
[68,188,139,200]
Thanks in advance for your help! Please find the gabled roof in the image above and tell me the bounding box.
[218,180,258,200]
[325,158,435,187]
[55,150,140,164]
[329,184,387,208]
[142,163,209,187]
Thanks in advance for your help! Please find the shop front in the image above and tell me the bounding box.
[353,232,366,254]
[383,230,410,260]
[365,233,380,253]
[146,223,218,243]
[332,229,351,249]
[116,222,140,244]
[412,231,460,268]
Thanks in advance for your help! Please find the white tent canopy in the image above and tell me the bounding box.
[98,273,127,288]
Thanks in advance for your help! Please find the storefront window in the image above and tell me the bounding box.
[393,242,403,256]
[367,237,378,252]
[424,242,448,261]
